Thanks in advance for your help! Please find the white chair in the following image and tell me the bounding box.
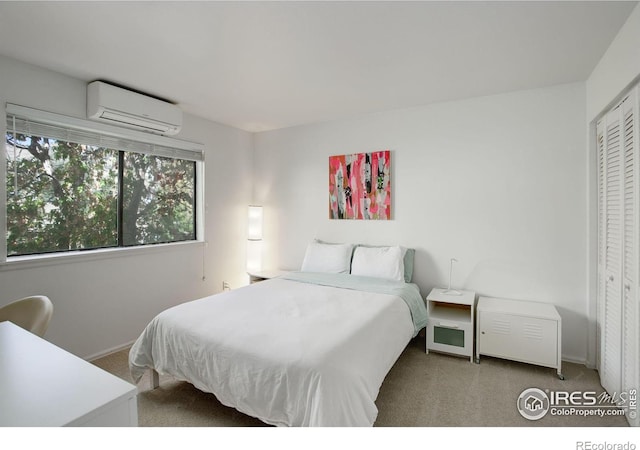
[0,295,53,338]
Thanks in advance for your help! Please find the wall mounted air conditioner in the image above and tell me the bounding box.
[87,81,182,135]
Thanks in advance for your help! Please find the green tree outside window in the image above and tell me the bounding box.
[5,132,196,257]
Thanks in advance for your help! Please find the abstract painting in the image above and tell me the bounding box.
[329,150,391,220]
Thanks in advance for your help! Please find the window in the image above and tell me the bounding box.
[121,153,196,246]
[5,105,203,258]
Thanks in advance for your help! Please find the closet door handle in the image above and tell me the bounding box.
[624,283,631,291]
[608,275,614,282]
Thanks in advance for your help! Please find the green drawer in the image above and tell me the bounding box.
[434,326,465,348]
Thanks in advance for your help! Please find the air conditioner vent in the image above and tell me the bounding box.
[87,81,182,136]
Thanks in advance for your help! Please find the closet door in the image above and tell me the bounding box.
[598,86,639,427]
[621,91,638,422]
[599,105,623,397]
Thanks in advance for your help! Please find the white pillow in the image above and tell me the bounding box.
[300,242,353,274]
[350,246,405,281]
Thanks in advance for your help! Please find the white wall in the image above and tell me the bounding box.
[0,55,253,359]
[253,83,588,362]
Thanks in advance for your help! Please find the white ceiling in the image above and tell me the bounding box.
[0,1,636,132]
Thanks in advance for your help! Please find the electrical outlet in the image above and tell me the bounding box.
[222,281,231,291]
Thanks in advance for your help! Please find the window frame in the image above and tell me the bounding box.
[1,103,205,267]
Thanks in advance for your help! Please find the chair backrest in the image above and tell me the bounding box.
[0,295,53,338]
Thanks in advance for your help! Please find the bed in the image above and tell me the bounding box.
[129,245,427,427]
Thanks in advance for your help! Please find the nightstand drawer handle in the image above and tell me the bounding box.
[435,321,460,329]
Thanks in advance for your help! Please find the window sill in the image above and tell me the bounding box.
[0,241,206,272]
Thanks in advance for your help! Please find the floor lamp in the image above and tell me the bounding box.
[247,205,263,273]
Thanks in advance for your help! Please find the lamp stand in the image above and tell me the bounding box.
[442,258,461,295]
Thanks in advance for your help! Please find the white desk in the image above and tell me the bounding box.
[0,321,138,426]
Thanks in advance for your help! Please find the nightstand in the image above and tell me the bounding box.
[248,269,290,284]
[426,288,476,362]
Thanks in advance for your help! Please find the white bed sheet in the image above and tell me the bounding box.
[129,277,414,426]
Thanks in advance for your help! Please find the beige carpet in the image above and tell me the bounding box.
[91,336,628,427]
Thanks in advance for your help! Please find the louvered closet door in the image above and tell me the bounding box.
[600,105,623,397]
[598,86,639,427]
[621,91,638,419]
[596,119,606,371]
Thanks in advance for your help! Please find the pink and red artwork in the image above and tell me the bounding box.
[329,150,391,220]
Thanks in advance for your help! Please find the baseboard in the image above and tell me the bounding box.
[562,355,588,366]
[86,340,135,362]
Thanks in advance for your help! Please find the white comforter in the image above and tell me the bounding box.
[129,276,416,426]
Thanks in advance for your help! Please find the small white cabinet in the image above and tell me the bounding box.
[426,288,476,362]
[476,296,563,379]
[248,269,291,284]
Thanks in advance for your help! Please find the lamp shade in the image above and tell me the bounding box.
[248,205,263,240]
